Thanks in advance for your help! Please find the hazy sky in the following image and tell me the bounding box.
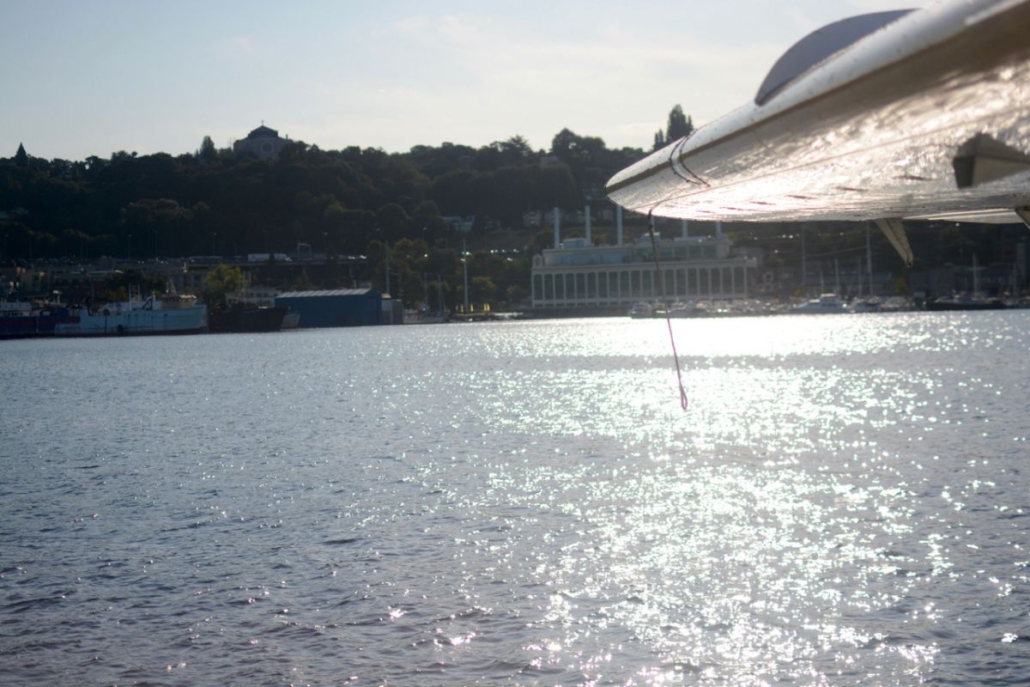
[1,0,927,162]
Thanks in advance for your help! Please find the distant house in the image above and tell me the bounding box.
[443,216,475,234]
[233,124,288,159]
[522,210,543,228]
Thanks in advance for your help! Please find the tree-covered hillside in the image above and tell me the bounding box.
[0,127,648,264]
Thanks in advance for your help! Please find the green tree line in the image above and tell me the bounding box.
[1,114,706,308]
[0,124,661,265]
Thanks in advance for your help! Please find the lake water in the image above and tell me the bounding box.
[1,311,1028,686]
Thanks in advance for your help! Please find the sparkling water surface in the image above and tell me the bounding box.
[2,312,1028,686]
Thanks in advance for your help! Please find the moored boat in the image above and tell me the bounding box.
[792,293,849,314]
[629,301,671,318]
[668,301,708,318]
[629,302,654,318]
[925,294,1006,311]
[404,308,449,324]
[0,302,78,339]
[208,305,289,333]
[53,294,207,336]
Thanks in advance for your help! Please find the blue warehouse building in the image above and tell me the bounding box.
[275,288,382,327]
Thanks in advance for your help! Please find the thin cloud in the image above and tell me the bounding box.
[219,36,256,58]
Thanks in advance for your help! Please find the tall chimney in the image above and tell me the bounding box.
[616,206,624,246]
[585,205,592,244]
[553,207,560,249]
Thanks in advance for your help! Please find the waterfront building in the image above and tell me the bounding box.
[275,288,382,327]
[530,233,758,312]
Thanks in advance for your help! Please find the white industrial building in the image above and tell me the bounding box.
[530,212,758,312]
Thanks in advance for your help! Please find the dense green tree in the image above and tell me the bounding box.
[468,275,497,305]
[411,199,448,241]
[505,283,529,305]
[376,202,411,242]
[322,200,348,246]
[653,129,666,151]
[335,209,376,254]
[197,135,217,164]
[60,229,92,258]
[429,169,476,216]
[203,263,245,306]
[501,135,533,159]
[474,136,534,171]
[549,128,615,201]
[406,141,477,178]
[666,104,694,141]
[119,198,192,258]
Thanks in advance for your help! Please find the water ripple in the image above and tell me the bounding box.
[1,311,1028,684]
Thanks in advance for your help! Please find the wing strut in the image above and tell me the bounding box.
[874,218,913,267]
[1016,207,1030,230]
[952,134,1030,188]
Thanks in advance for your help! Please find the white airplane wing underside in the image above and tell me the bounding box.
[606,0,1030,231]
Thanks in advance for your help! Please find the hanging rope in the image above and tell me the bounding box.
[647,211,689,410]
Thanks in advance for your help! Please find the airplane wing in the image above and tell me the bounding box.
[606,0,1030,265]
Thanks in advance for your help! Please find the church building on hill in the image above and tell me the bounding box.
[233,124,288,159]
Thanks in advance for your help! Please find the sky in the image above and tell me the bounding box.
[1,0,929,162]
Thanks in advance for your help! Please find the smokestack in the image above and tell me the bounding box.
[553,207,560,249]
[616,206,624,246]
[585,205,591,244]
[681,219,689,239]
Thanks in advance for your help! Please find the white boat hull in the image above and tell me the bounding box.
[54,304,207,336]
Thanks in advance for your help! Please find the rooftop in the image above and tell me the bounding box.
[245,125,279,139]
